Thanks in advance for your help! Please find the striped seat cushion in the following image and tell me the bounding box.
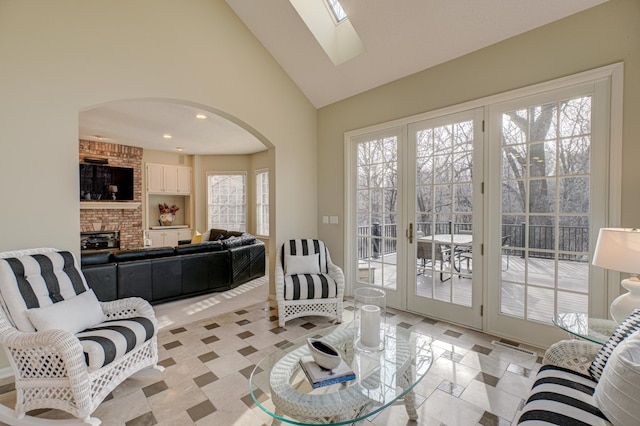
[77,316,156,372]
[0,250,89,332]
[284,273,337,300]
[517,365,612,425]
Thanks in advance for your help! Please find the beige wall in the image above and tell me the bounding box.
[0,1,318,369]
[317,0,640,271]
[0,0,317,258]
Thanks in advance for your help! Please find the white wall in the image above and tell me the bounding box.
[0,0,318,368]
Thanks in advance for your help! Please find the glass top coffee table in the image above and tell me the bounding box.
[249,323,433,425]
[552,312,617,345]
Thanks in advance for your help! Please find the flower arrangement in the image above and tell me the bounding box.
[158,203,180,214]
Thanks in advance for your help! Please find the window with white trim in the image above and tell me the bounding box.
[256,170,269,236]
[207,172,246,232]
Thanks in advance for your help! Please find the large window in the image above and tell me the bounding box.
[207,173,246,232]
[256,170,269,236]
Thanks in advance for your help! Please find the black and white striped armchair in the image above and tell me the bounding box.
[275,239,344,327]
[518,309,640,425]
[0,248,162,425]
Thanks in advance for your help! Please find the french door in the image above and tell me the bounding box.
[349,110,484,329]
[351,127,405,308]
[486,82,611,347]
[406,109,484,329]
[347,65,620,345]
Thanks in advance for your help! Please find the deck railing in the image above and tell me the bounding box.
[358,222,589,261]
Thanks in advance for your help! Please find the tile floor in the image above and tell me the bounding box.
[0,277,541,425]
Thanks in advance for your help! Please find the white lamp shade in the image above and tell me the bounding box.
[593,228,640,275]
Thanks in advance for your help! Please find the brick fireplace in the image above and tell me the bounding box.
[79,140,143,250]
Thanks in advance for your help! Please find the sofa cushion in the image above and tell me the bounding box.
[76,316,156,372]
[225,230,244,238]
[284,273,337,301]
[190,231,203,244]
[589,309,640,381]
[222,233,257,249]
[0,250,89,332]
[174,241,224,255]
[517,364,611,425]
[26,288,106,334]
[80,251,113,266]
[206,228,227,241]
[594,329,640,426]
[112,247,176,262]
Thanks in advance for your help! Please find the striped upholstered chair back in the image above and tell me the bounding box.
[281,239,329,274]
[0,249,90,332]
[276,239,344,327]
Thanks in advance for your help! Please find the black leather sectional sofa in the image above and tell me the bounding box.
[80,234,265,305]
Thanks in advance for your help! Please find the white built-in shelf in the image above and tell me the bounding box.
[149,225,189,230]
[80,201,141,210]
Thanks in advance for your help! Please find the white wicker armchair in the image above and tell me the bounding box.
[275,239,344,327]
[0,248,162,425]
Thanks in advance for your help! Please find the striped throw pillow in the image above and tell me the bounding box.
[589,309,640,381]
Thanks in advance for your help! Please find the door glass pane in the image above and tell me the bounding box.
[415,118,474,307]
[499,95,592,323]
[356,136,398,291]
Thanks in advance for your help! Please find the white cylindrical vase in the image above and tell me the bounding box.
[354,287,386,352]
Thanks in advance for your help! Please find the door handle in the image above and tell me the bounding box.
[406,223,413,244]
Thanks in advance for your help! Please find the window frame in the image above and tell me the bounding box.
[206,171,247,232]
[255,169,269,237]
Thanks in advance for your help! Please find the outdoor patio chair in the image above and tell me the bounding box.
[416,239,451,281]
[275,239,344,327]
[458,234,512,274]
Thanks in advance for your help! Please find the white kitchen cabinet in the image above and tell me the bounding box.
[146,163,191,194]
[177,166,191,193]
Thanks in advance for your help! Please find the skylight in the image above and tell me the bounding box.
[326,0,347,23]
[289,0,363,65]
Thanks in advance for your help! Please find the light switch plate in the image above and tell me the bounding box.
[329,216,339,224]
[322,216,329,224]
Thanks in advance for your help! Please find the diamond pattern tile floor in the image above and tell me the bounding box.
[0,278,541,425]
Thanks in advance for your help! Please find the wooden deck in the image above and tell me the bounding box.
[359,253,590,323]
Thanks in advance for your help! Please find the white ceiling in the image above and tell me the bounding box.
[228,0,608,108]
[79,100,267,156]
[79,0,607,155]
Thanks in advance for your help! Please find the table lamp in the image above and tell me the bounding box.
[108,185,118,200]
[592,228,640,323]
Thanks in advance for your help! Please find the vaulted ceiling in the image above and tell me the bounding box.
[79,0,608,155]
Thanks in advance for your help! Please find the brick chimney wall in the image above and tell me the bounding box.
[79,140,143,250]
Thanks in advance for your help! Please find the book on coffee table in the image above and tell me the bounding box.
[299,355,356,389]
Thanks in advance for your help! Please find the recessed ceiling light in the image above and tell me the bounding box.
[92,135,109,141]
[176,147,184,152]
[163,134,172,139]
[196,114,207,119]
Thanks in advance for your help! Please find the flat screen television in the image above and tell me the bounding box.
[79,163,134,201]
